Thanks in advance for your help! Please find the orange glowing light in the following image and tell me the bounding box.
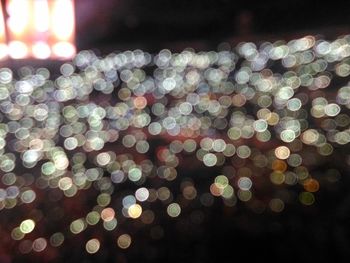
[303,178,320,193]
[271,159,287,172]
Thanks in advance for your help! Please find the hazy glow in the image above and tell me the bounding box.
[2,0,76,59]
[7,0,30,36]
[8,41,28,59]
[52,42,76,58]
[32,42,51,59]
[0,4,6,39]
[0,44,8,60]
[51,0,75,41]
[34,0,50,33]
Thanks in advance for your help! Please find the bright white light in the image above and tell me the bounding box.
[32,42,51,59]
[7,0,30,36]
[51,0,75,41]
[52,42,76,59]
[0,44,8,60]
[3,0,76,60]
[34,0,50,33]
[8,41,28,59]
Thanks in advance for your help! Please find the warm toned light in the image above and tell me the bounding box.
[8,41,28,59]
[32,41,51,59]
[51,0,75,41]
[50,0,76,59]
[6,0,31,37]
[33,0,50,33]
[52,42,76,59]
[2,0,76,60]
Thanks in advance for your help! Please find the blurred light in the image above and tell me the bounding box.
[34,0,50,33]
[8,41,28,59]
[52,42,76,59]
[3,0,76,60]
[32,42,51,59]
[6,0,30,36]
[51,0,75,41]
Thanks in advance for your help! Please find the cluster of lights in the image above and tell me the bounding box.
[1,34,350,257]
[0,0,75,60]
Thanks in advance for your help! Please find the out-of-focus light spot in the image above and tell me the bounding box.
[167,203,181,217]
[203,153,217,167]
[135,187,149,202]
[32,238,47,252]
[32,42,51,59]
[324,103,341,117]
[70,219,86,234]
[117,234,132,249]
[50,233,64,247]
[86,211,100,226]
[34,0,49,33]
[303,178,320,192]
[20,219,35,234]
[269,198,284,212]
[101,207,115,222]
[51,0,75,41]
[8,41,28,59]
[52,42,76,59]
[128,167,142,181]
[86,238,100,254]
[238,177,252,190]
[275,146,290,159]
[299,192,315,205]
[58,177,73,191]
[7,0,30,36]
[128,204,142,219]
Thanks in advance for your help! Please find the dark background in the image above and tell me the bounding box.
[75,0,350,52]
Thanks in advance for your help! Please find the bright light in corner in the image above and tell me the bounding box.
[1,0,76,60]
[6,0,31,36]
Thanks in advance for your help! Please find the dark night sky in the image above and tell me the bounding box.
[75,0,350,51]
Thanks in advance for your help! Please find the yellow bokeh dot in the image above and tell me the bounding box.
[128,204,142,219]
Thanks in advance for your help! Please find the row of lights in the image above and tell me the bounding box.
[0,0,76,60]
